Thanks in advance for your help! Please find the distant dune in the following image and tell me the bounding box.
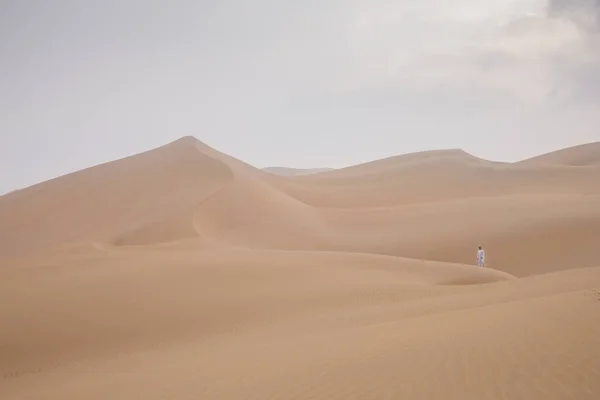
[1,137,600,399]
[516,141,600,167]
[262,166,335,176]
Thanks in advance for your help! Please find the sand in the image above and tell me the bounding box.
[1,136,600,399]
[262,166,335,176]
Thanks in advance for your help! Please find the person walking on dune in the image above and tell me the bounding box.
[477,246,485,267]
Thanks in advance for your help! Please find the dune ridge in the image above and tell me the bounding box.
[1,136,600,399]
[516,141,600,167]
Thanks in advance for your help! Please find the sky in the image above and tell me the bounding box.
[1,0,600,193]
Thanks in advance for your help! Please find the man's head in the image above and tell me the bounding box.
[478,246,482,250]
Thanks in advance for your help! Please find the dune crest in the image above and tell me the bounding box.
[292,148,493,180]
[517,141,600,167]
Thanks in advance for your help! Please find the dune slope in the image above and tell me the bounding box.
[517,141,600,167]
[0,248,515,378]
[0,137,234,258]
[0,251,598,399]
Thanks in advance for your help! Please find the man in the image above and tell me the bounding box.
[477,246,485,267]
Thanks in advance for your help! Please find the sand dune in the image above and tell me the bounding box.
[262,166,335,176]
[517,141,600,166]
[318,193,600,276]
[1,136,600,399]
[0,137,234,258]
[0,249,515,378]
[292,148,495,179]
[272,150,600,207]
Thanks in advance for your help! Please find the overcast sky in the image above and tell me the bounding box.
[1,0,599,192]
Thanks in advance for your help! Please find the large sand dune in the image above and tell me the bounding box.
[1,136,600,399]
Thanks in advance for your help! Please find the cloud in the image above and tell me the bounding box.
[547,0,600,28]
[285,0,600,109]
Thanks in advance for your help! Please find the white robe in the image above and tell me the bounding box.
[477,249,485,266]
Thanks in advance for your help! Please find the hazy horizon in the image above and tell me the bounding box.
[2,0,600,193]
[2,134,597,194]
